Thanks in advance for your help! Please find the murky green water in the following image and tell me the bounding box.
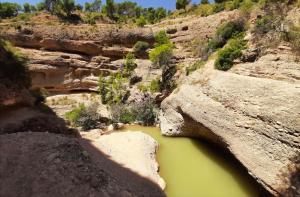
[124,125,260,197]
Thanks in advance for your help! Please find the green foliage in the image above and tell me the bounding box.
[205,20,245,55]
[85,0,101,12]
[212,2,226,13]
[254,15,275,34]
[98,73,129,104]
[0,2,21,18]
[65,104,85,125]
[201,0,210,4]
[215,36,246,71]
[149,44,173,68]
[111,98,157,125]
[55,0,75,17]
[65,103,103,130]
[83,12,103,24]
[154,31,171,46]
[0,40,30,88]
[106,0,115,19]
[176,0,191,10]
[283,25,300,55]
[36,2,46,11]
[124,52,137,73]
[136,16,147,27]
[186,60,205,76]
[133,41,150,53]
[138,78,161,93]
[23,3,31,13]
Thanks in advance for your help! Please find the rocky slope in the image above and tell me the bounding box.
[160,50,300,196]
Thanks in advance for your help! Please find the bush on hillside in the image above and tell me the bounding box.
[203,20,245,57]
[133,41,150,53]
[110,98,157,125]
[186,60,205,76]
[214,36,246,71]
[0,2,21,18]
[283,25,300,55]
[136,16,147,27]
[154,31,171,46]
[65,103,105,130]
[124,52,137,73]
[149,44,173,68]
[98,73,129,104]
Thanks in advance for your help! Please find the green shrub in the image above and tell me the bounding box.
[205,20,245,55]
[149,43,173,68]
[83,12,103,24]
[283,25,300,55]
[154,31,171,46]
[137,78,161,93]
[213,3,225,13]
[133,41,150,53]
[111,105,136,124]
[65,104,85,125]
[133,98,157,126]
[186,60,205,75]
[0,2,21,18]
[124,52,137,73]
[254,15,275,34]
[110,98,157,126]
[65,103,104,130]
[136,16,147,27]
[215,36,246,71]
[98,73,129,104]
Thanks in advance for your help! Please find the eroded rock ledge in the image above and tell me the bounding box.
[160,55,300,196]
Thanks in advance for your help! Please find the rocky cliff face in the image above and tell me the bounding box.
[160,51,300,196]
[0,10,238,93]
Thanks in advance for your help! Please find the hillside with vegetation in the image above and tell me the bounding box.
[0,0,299,196]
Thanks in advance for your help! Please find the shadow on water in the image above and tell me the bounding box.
[190,139,271,197]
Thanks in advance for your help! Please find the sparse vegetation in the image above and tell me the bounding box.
[124,52,137,74]
[149,44,174,68]
[215,35,246,71]
[111,98,157,125]
[65,103,106,130]
[98,73,129,104]
[186,60,205,75]
[133,41,150,53]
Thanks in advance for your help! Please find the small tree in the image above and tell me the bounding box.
[201,0,209,4]
[23,3,31,13]
[106,0,115,19]
[124,52,137,73]
[176,0,191,10]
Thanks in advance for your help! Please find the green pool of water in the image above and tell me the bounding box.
[124,125,259,197]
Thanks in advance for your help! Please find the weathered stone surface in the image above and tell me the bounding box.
[87,131,166,190]
[0,132,165,197]
[160,58,300,196]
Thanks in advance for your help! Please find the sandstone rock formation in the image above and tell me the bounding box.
[0,132,165,197]
[83,131,166,190]
[160,53,300,196]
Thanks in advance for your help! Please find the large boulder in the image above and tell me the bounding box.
[160,57,300,196]
[0,132,165,197]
